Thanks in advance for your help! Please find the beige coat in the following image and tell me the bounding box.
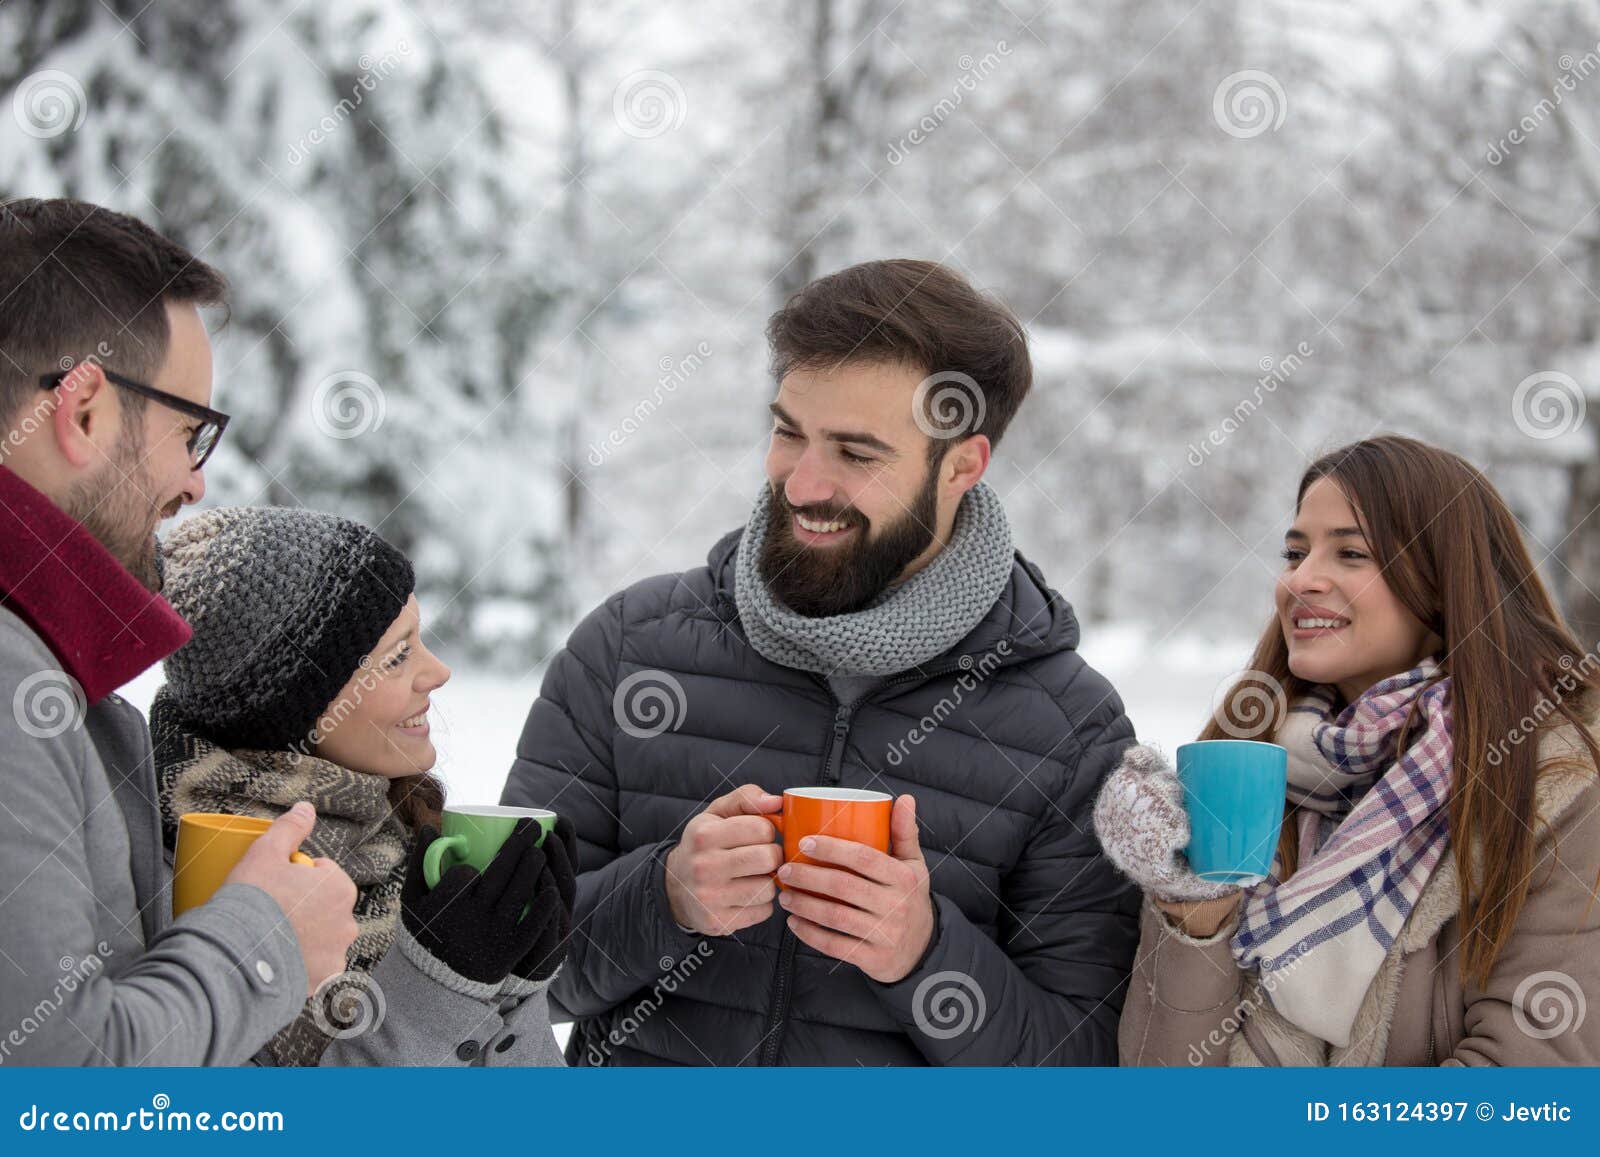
[1119,719,1600,1066]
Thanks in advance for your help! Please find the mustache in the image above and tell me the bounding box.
[772,489,867,528]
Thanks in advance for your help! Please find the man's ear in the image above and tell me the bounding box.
[48,362,118,469]
[941,433,991,497]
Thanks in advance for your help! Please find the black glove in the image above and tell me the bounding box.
[401,818,562,986]
[509,815,579,982]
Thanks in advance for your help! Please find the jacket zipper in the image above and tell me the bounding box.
[759,698,855,1065]
[741,629,1017,1065]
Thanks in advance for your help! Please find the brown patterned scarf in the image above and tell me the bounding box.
[150,687,411,1066]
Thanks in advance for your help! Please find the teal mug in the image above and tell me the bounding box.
[423,804,557,888]
[1176,740,1288,885]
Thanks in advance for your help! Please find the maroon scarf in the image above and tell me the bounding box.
[0,466,190,698]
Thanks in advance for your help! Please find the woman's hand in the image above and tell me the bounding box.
[507,815,578,983]
[1153,893,1242,938]
[1092,743,1241,904]
[400,818,560,986]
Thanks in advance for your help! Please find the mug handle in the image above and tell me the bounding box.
[423,834,469,888]
[290,851,315,867]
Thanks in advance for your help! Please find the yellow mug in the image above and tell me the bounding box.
[172,812,315,918]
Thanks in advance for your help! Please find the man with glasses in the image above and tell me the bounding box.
[0,198,360,1064]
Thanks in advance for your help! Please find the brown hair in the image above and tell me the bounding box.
[765,259,1032,458]
[388,772,445,833]
[0,198,228,420]
[1202,435,1600,987]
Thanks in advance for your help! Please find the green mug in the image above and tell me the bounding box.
[423,804,558,888]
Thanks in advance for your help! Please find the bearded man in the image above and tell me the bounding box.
[502,259,1140,1066]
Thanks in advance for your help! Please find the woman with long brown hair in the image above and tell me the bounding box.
[1096,435,1600,1065]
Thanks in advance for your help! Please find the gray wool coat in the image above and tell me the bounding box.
[0,604,559,1067]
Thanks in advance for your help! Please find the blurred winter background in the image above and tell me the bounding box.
[5,0,1600,801]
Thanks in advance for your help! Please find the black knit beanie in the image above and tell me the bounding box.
[159,506,416,751]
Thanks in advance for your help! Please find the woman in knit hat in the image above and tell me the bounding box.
[152,505,574,1067]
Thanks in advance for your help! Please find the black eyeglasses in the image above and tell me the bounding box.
[40,369,230,469]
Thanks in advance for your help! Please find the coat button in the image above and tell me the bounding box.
[255,960,275,984]
[495,1035,516,1053]
[455,1040,480,1061]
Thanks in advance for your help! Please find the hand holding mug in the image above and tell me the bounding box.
[663,784,783,936]
[1092,743,1241,903]
[776,793,934,984]
[221,803,359,995]
[402,816,560,986]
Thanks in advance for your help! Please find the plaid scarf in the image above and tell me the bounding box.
[1232,659,1453,1046]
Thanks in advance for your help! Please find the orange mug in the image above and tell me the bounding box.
[764,787,893,890]
[172,812,316,917]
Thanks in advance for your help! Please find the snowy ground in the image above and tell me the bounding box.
[118,621,1249,802]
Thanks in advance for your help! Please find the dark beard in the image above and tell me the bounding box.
[757,466,940,617]
[62,434,169,593]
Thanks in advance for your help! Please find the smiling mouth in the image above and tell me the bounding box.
[398,710,429,732]
[1291,614,1351,634]
[791,511,858,542]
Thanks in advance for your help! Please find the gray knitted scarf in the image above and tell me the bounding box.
[150,687,410,1067]
[733,481,1014,676]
